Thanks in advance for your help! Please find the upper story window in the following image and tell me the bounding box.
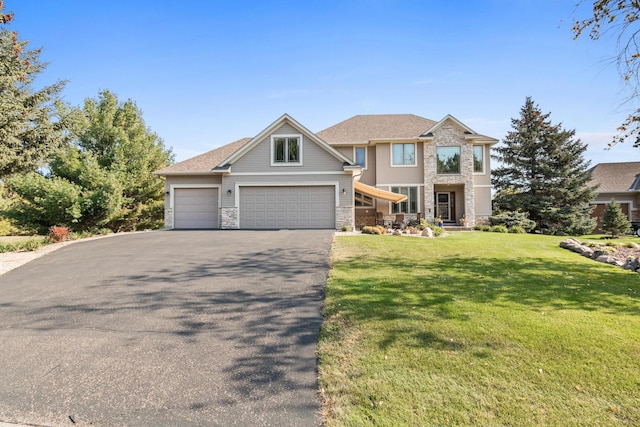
[272,135,302,165]
[354,146,367,168]
[392,143,415,166]
[473,145,484,173]
[437,146,460,174]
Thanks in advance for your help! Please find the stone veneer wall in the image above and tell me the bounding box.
[164,207,173,229]
[424,122,476,228]
[221,207,239,229]
[336,206,354,230]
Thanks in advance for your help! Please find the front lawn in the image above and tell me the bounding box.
[319,232,640,426]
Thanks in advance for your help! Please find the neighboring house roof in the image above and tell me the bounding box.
[316,114,437,144]
[589,162,640,193]
[154,138,251,175]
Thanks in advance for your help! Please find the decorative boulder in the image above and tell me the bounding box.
[422,228,434,238]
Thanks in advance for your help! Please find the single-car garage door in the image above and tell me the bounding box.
[240,186,335,229]
[174,188,219,229]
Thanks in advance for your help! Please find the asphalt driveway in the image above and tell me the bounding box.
[0,230,334,427]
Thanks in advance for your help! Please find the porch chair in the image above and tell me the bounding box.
[393,213,405,229]
[375,211,384,226]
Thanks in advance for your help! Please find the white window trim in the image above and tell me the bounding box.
[354,146,368,170]
[389,185,420,214]
[270,134,303,167]
[390,142,417,167]
[473,145,486,175]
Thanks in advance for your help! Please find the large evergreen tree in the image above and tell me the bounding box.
[492,97,597,235]
[0,1,71,177]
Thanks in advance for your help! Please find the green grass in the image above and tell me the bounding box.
[0,236,47,252]
[319,232,640,426]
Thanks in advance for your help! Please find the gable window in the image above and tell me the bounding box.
[272,135,302,165]
[473,145,484,173]
[354,146,367,168]
[437,146,460,174]
[392,143,415,166]
[355,192,373,207]
[391,186,418,214]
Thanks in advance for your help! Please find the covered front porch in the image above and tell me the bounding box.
[424,183,472,227]
[353,181,407,228]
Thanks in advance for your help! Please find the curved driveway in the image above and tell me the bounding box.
[0,230,333,426]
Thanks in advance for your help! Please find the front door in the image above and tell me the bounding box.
[436,192,455,222]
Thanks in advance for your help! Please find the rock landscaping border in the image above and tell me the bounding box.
[560,238,640,274]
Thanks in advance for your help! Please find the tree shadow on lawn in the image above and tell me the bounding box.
[330,254,640,321]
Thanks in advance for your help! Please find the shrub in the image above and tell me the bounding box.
[509,225,526,234]
[490,211,536,232]
[0,238,46,253]
[491,225,508,233]
[340,225,350,232]
[362,225,386,235]
[48,225,70,243]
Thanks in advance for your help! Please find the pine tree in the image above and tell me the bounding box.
[602,198,630,238]
[492,97,597,235]
[0,1,71,177]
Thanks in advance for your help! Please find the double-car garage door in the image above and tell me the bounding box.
[240,186,335,229]
[173,186,335,229]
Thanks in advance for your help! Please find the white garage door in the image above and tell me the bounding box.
[174,188,218,229]
[240,186,335,229]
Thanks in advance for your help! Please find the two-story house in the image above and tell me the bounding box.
[154,113,497,230]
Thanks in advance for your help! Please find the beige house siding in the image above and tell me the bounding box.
[472,145,492,186]
[376,142,424,184]
[231,123,343,174]
[334,145,376,185]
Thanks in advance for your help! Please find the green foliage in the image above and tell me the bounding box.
[489,210,536,232]
[0,4,73,178]
[573,1,640,148]
[3,172,82,233]
[491,224,508,233]
[492,98,597,235]
[508,225,526,234]
[4,90,173,233]
[0,237,46,253]
[71,90,174,231]
[602,198,631,238]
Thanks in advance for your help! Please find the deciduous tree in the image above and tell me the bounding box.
[572,1,640,147]
[492,97,597,235]
[72,90,173,230]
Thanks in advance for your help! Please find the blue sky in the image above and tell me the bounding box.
[7,0,640,165]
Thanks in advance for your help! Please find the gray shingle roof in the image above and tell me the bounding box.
[154,138,251,175]
[316,114,437,144]
[589,162,640,193]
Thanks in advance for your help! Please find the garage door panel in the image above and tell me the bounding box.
[174,188,218,229]
[240,186,335,229]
